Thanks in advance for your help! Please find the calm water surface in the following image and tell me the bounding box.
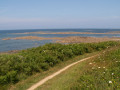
[0,29,120,52]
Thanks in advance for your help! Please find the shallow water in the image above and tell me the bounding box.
[0,29,120,52]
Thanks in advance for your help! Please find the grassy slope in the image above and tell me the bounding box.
[36,56,93,90]
[0,41,119,90]
[11,52,98,90]
[36,46,120,90]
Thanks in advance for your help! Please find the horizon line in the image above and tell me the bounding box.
[0,28,120,31]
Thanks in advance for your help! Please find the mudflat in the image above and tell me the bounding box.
[2,36,120,43]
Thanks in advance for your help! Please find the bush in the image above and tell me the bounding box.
[6,71,18,84]
[0,71,18,84]
[0,41,119,86]
[0,76,7,84]
[40,63,49,71]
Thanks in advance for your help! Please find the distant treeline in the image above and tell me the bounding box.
[0,41,119,87]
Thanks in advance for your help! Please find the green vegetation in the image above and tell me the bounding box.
[13,52,98,90]
[0,41,119,89]
[70,47,120,90]
[37,43,120,90]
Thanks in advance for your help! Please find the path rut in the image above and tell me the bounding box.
[27,55,97,90]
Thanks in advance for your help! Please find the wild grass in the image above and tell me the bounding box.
[0,41,119,90]
[69,46,120,90]
[11,52,98,90]
[37,45,120,90]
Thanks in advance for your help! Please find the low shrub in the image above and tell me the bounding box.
[0,41,119,86]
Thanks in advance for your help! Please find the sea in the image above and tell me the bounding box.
[0,29,120,52]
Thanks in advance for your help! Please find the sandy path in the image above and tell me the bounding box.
[27,55,97,90]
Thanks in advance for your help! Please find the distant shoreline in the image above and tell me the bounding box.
[12,31,120,35]
[2,36,120,43]
[0,50,20,54]
[2,29,120,53]
[1,36,120,54]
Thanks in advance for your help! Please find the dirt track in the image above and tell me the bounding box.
[27,55,97,90]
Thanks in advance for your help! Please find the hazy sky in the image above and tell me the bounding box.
[0,0,120,30]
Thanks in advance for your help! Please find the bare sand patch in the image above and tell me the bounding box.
[2,38,11,40]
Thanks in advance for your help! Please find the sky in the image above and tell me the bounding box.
[0,0,120,30]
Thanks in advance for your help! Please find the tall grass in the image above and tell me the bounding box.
[0,41,119,89]
[70,46,120,90]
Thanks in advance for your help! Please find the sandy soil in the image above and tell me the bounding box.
[27,55,97,90]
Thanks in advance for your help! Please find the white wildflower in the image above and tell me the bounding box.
[112,73,114,75]
[103,66,105,68]
[89,63,92,65]
[98,67,101,69]
[109,81,112,83]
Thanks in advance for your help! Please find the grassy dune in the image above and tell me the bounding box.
[0,41,119,90]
